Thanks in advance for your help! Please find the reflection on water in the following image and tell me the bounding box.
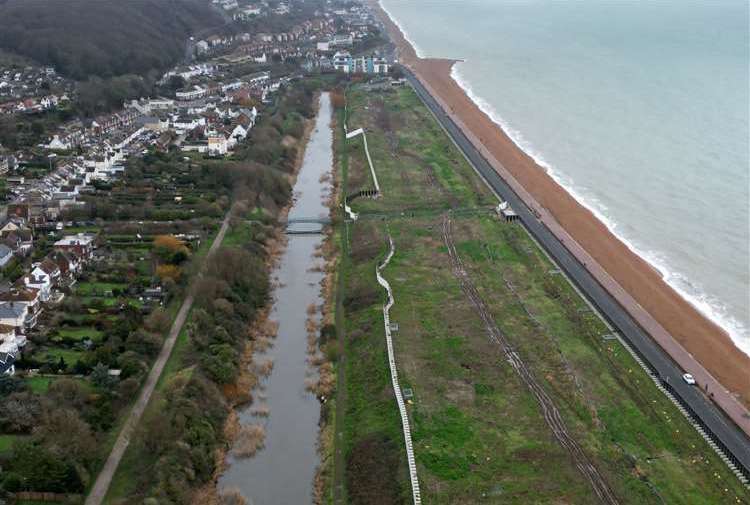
[218,93,333,504]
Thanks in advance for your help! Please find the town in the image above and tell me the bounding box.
[0,1,399,500]
[0,0,394,375]
[0,1,748,504]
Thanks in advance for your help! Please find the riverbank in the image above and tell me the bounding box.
[192,101,319,505]
[369,0,750,412]
[216,92,336,504]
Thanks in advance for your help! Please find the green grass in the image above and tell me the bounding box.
[39,348,83,367]
[0,434,22,452]
[333,84,748,504]
[75,282,127,296]
[24,376,53,393]
[56,327,104,342]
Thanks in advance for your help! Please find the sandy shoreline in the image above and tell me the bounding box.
[369,1,750,426]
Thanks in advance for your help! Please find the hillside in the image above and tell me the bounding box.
[0,0,224,80]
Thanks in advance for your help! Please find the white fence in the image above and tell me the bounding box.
[376,234,422,504]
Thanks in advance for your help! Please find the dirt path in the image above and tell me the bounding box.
[85,213,232,505]
[441,213,619,505]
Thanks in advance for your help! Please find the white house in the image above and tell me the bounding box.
[0,244,13,268]
[23,266,53,302]
[333,51,352,73]
[46,135,71,150]
[0,324,19,376]
[208,134,228,156]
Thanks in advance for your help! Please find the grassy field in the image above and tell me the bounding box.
[335,84,747,504]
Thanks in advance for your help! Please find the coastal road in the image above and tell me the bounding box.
[403,68,750,478]
[85,213,232,505]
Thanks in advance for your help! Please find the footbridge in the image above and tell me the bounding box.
[283,216,332,234]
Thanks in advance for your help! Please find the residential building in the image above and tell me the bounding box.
[54,233,96,260]
[0,288,41,330]
[0,244,12,268]
[0,324,18,375]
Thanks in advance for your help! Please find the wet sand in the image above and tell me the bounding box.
[370,1,750,427]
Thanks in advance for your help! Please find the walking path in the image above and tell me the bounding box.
[375,233,422,505]
[85,213,232,505]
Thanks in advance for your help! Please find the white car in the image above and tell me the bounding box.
[682,373,696,385]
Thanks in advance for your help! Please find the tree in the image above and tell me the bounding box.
[35,409,96,463]
[156,264,181,282]
[9,442,83,492]
[153,234,189,264]
[90,362,112,389]
[0,393,41,433]
[48,378,87,410]
[56,356,67,373]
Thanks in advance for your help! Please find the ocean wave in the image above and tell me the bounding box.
[450,62,750,357]
[378,0,426,59]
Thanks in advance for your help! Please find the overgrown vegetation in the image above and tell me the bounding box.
[334,84,748,503]
[101,82,322,504]
[0,82,320,502]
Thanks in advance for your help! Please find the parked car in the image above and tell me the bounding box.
[682,373,696,385]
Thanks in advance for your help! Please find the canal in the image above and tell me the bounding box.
[218,92,333,504]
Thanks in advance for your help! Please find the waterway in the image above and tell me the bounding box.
[218,93,333,504]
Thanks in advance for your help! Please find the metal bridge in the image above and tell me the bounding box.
[284,216,331,234]
[284,216,332,225]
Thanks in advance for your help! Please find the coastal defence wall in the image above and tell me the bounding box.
[402,67,750,482]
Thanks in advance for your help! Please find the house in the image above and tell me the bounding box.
[208,134,229,156]
[176,86,209,101]
[54,233,96,261]
[3,229,33,256]
[0,303,26,333]
[0,218,25,237]
[49,250,81,282]
[0,288,40,330]
[0,244,13,268]
[333,51,352,73]
[46,134,71,150]
[0,324,19,376]
[21,269,52,302]
[334,53,390,75]
[38,258,62,286]
[330,34,354,47]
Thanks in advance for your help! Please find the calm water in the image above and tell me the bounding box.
[218,93,333,504]
[381,0,750,354]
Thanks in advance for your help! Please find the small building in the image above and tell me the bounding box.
[496,202,519,223]
[54,233,96,260]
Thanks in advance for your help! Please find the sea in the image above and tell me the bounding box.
[380,0,750,355]
[379,0,750,356]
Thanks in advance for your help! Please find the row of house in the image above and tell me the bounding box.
[0,65,74,116]
[0,230,95,375]
[332,52,390,75]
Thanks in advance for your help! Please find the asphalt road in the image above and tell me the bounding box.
[85,213,232,505]
[404,69,750,477]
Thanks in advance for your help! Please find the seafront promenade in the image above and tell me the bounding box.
[402,66,750,480]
